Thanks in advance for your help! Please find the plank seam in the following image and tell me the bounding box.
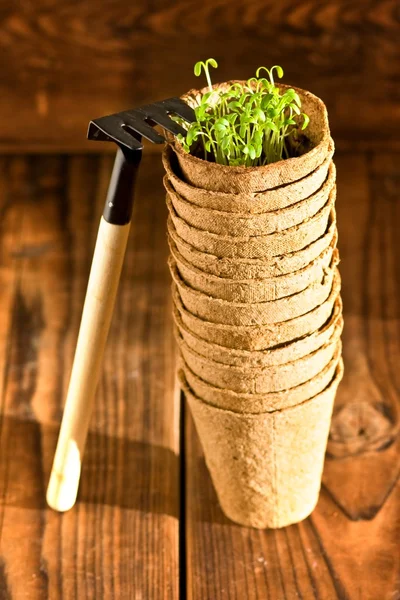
[179,390,187,599]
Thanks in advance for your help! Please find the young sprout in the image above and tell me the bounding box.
[256,65,284,88]
[194,59,218,92]
[177,59,310,167]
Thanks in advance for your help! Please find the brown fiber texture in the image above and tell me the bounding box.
[167,187,335,259]
[168,213,337,279]
[170,236,337,303]
[169,82,331,194]
[178,332,341,394]
[181,341,342,413]
[164,80,343,529]
[164,162,335,237]
[170,258,338,326]
[162,139,334,214]
[181,360,343,528]
[174,296,343,367]
[172,270,341,350]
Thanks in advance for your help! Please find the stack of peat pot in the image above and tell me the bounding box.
[163,82,343,529]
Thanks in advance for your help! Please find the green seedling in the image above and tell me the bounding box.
[175,60,310,167]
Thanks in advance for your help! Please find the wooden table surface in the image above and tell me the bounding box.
[0,150,399,599]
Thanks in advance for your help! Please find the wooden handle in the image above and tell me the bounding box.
[47,216,131,511]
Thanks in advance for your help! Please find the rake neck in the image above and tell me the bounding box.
[103,146,142,225]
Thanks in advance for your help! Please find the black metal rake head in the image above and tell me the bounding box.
[87,97,196,151]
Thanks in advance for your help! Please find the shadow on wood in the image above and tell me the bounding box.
[0,415,179,518]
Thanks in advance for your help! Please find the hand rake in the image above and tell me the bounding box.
[46,98,195,512]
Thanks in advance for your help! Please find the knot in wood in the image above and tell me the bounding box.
[327,401,399,458]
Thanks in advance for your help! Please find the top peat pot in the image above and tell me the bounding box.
[164,66,343,528]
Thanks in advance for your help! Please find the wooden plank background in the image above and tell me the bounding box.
[0,154,180,597]
[184,152,400,599]
[0,0,399,152]
[1,149,398,598]
[0,0,399,596]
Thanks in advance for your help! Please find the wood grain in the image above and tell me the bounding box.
[0,0,398,151]
[0,149,399,597]
[324,153,400,522]
[0,154,180,597]
[184,152,400,600]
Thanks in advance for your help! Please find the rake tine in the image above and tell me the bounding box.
[120,111,166,144]
[88,116,143,151]
[139,105,188,137]
[158,97,196,124]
